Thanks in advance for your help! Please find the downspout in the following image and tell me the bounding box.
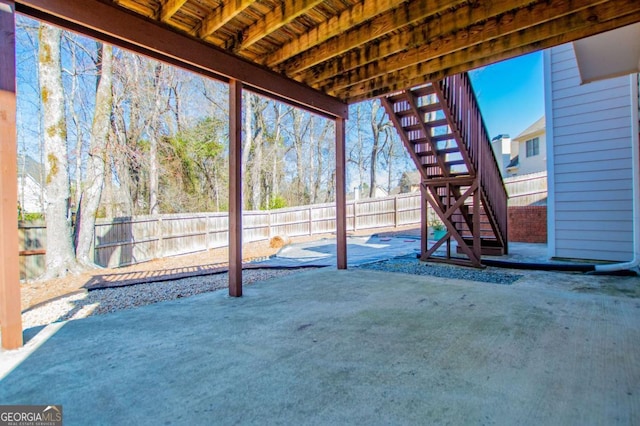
[595,73,640,273]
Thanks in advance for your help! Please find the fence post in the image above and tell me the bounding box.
[394,196,398,228]
[353,200,357,231]
[309,206,313,235]
[268,211,272,238]
[157,216,163,259]
[205,214,211,250]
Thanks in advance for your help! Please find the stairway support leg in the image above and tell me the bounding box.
[420,183,428,258]
[446,183,451,259]
[473,181,481,261]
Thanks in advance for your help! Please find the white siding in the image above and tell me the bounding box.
[546,44,635,262]
[18,176,44,214]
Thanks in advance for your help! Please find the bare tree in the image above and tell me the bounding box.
[38,24,78,277]
[347,103,370,197]
[368,100,393,197]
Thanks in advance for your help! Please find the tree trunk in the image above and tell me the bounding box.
[149,134,159,214]
[149,63,164,215]
[75,44,113,266]
[369,125,379,198]
[39,24,79,278]
[250,97,265,209]
[241,94,253,209]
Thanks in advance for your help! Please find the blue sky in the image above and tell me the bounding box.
[469,51,545,140]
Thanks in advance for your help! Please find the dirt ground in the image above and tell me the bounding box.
[20,225,421,311]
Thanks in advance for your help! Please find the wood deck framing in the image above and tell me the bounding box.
[13,0,640,105]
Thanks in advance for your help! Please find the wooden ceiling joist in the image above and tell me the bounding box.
[317,0,633,92]
[338,8,640,102]
[301,0,613,87]
[16,0,348,118]
[278,0,536,77]
[261,0,407,67]
[160,0,188,22]
[197,0,254,39]
[234,0,326,51]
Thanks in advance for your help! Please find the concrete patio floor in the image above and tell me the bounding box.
[1,267,639,425]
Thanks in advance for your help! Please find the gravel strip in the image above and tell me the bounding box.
[359,256,522,285]
[22,269,307,330]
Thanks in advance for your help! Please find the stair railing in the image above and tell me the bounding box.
[439,73,508,246]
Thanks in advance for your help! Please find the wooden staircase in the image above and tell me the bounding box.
[381,73,508,267]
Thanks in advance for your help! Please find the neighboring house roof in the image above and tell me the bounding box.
[491,134,510,141]
[506,155,519,169]
[514,116,545,142]
[18,155,44,185]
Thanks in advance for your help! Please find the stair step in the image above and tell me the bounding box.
[403,123,425,133]
[427,172,471,178]
[457,239,505,256]
[426,118,449,128]
[417,103,443,114]
[408,85,436,98]
[404,121,451,136]
[445,159,466,167]
[437,147,460,155]
[431,133,454,142]
[386,85,435,104]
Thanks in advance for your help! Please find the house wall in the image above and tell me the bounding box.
[545,44,636,262]
[18,175,43,214]
[491,136,511,176]
[516,133,546,176]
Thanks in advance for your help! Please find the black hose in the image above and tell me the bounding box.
[480,258,596,272]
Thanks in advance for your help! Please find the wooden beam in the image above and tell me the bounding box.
[336,117,347,270]
[228,79,242,297]
[339,8,640,102]
[275,0,536,76]
[15,0,348,119]
[235,0,325,51]
[261,0,426,67]
[303,0,611,87]
[197,0,253,39]
[159,0,187,22]
[0,0,23,350]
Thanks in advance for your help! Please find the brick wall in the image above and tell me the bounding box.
[508,206,547,243]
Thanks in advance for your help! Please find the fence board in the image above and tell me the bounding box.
[18,221,46,281]
[504,171,548,207]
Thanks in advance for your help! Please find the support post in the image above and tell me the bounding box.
[229,79,242,296]
[393,196,398,228]
[0,0,23,349]
[335,117,347,269]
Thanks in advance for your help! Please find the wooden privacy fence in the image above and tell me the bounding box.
[503,171,547,207]
[18,193,421,276]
